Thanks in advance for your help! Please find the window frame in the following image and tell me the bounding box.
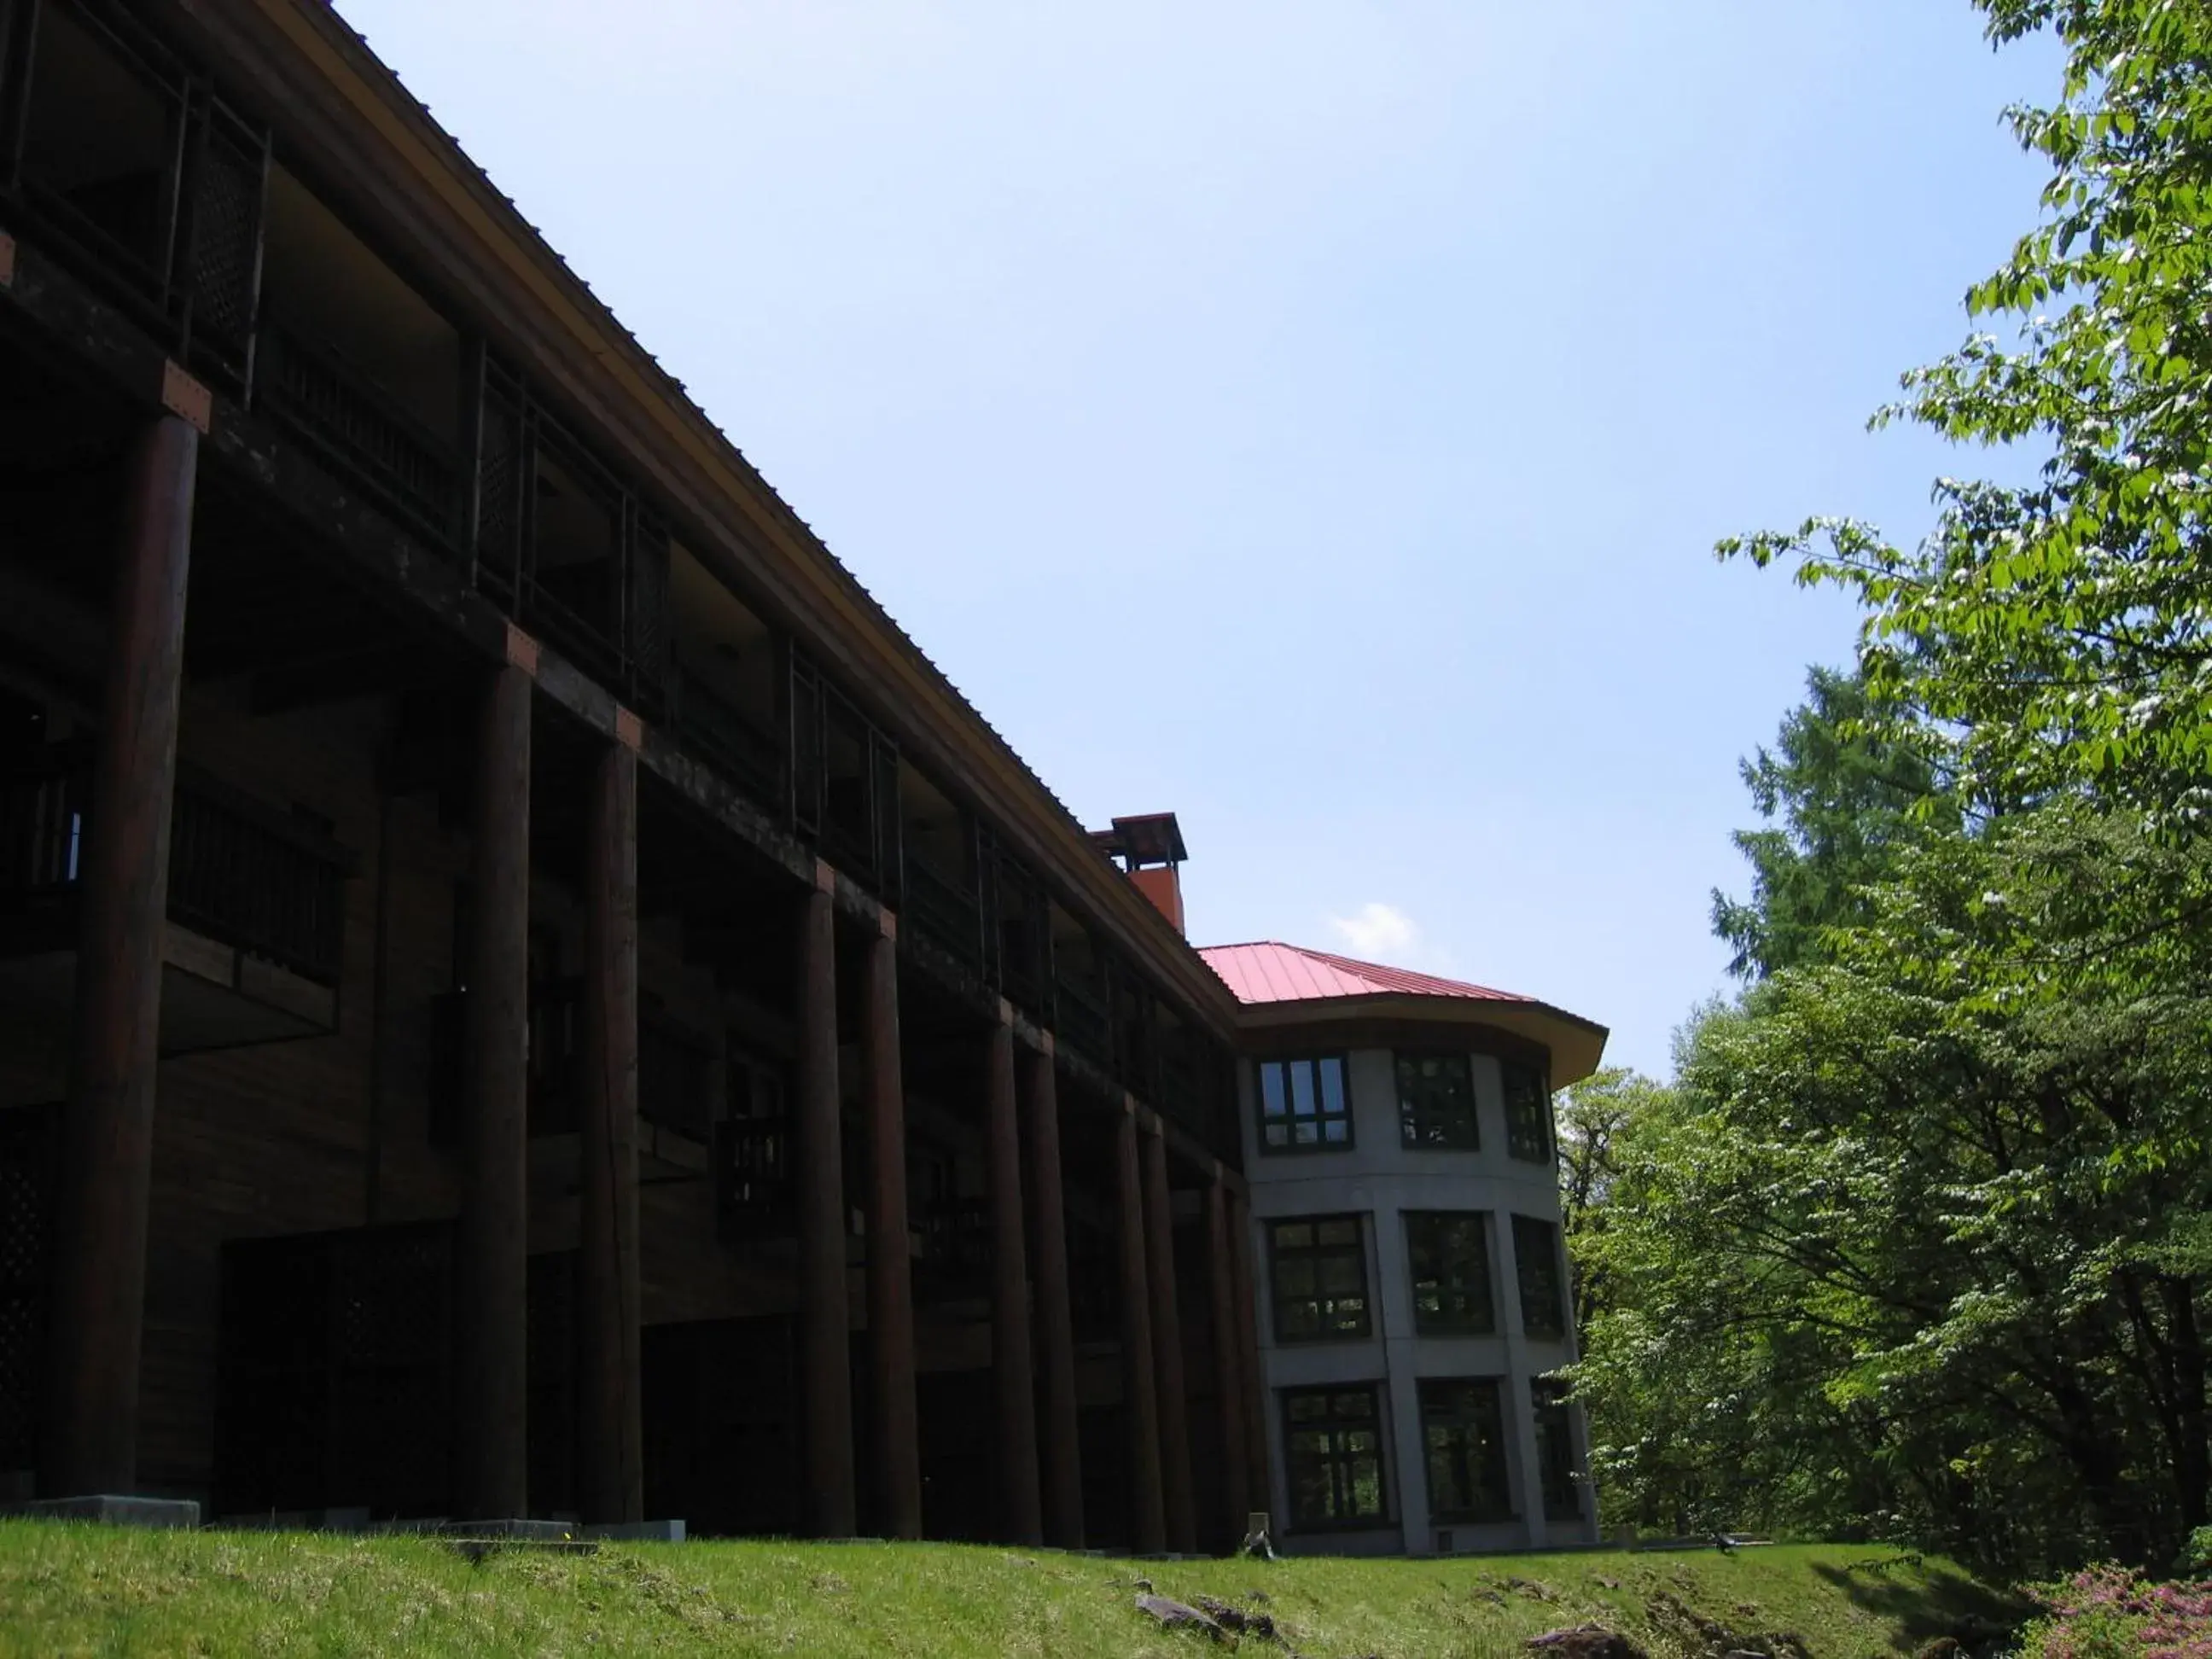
[1501,1058,1553,1164]
[1394,1050,1479,1150]
[1255,1053,1354,1155]
[1418,1377,1516,1524]
[1404,1210,1497,1336]
[1511,1214,1568,1340]
[1266,1214,1373,1344]
[1281,1384,1390,1529]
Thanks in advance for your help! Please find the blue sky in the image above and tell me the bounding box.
[341,1,2058,1076]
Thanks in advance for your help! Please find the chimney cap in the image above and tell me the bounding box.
[1091,812,1187,870]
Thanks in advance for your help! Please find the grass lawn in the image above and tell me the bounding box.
[0,1525,2024,1659]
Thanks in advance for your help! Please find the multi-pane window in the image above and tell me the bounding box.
[1419,1378,1512,1522]
[1396,1052,1477,1150]
[1532,1377,1585,1522]
[1502,1060,1552,1163]
[1405,1212,1495,1336]
[1268,1216,1371,1342]
[1512,1214,1567,1339]
[1258,1056,1353,1152]
[1284,1386,1386,1527]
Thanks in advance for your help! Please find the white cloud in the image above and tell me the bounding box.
[1327,901,1422,962]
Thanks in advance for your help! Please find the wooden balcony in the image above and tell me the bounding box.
[1051,975,1114,1074]
[914,1195,991,1303]
[0,748,352,1052]
[256,323,462,554]
[906,854,984,976]
[672,670,785,818]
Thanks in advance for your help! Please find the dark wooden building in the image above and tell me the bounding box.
[0,0,1266,1547]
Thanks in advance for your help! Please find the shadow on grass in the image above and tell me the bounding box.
[1809,1557,2034,1656]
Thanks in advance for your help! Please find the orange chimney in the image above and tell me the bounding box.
[1090,812,1189,938]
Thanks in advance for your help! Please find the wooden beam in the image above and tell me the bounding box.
[40,412,196,1499]
[1206,1174,1251,1551]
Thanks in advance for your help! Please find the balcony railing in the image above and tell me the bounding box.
[906,854,983,975]
[0,747,349,988]
[715,1115,795,1241]
[673,670,784,816]
[1051,975,1113,1071]
[257,324,461,553]
[915,1196,990,1299]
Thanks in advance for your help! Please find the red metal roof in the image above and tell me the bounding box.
[1196,940,1537,1007]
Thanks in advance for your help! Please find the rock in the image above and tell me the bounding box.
[1528,1624,1650,1659]
[1194,1594,1279,1640]
[1136,1593,1226,1641]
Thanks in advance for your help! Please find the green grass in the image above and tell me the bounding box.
[0,1525,2023,1659]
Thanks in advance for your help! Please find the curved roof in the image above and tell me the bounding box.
[1196,940,1610,1085]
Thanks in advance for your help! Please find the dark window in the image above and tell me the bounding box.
[1503,1060,1552,1163]
[1405,1212,1494,1336]
[1512,1214,1567,1339]
[1533,1377,1584,1523]
[1396,1052,1477,1150]
[1258,1056,1352,1152]
[1268,1216,1371,1342]
[1283,1386,1386,1527]
[1420,1378,1513,1522]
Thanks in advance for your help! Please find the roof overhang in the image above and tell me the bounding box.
[1231,993,1610,1087]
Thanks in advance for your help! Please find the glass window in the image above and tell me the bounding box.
[1532,1377,1585,1523]
[1283,1386,1386,1527]
[1405,1212,1495,1336]
[1420,1378,1512,1522]
[1511,1214,1567,1339]
[1503,1060,1552,1163]
[1268,1215,1371,1342]
[1257,1056,1352,1151]
[1396,1052,1477,1150]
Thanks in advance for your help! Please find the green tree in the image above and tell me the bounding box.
[1710,667,1945,978]
[1722,0,2212,822]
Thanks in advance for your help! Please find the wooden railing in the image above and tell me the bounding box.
[0,747,349,987]
[674,671,784,816]
[257,323,460,552]
[1052,975,1114,1071]
[906,854,984,975]
[714,1115,795,1241]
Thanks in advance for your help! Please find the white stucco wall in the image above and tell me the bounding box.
[1239,1042,1598,1555]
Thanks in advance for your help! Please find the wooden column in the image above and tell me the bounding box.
[1140,1115,1197,1552]
[456,654,533,1519]
[579,736,642,1524]
[1022,1042,1083,1549]
[863,918,922,1540]
[1205,1173,1250,1548]
[986,1015,1043,1545]
[39,414,196,1499]
[451,650,533,1522]
[1226,1186,1272,1520]
[1115,1103,1167,1553]
[796,867,855,1536]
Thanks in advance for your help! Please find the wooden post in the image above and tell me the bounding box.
[579,737,642,1524]
[1226,1186,1271,1520]
[1141,1115,1197,1552]
[1022,1043,1083,1549]
[455,656,532,1520]
[796,868,855,1536]
[1115,1103,1167,1553]
[986,1014,1042,1545]
[863,919,922,1540]
[1206,1173,1250,1549]
[39,414,196,1499]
